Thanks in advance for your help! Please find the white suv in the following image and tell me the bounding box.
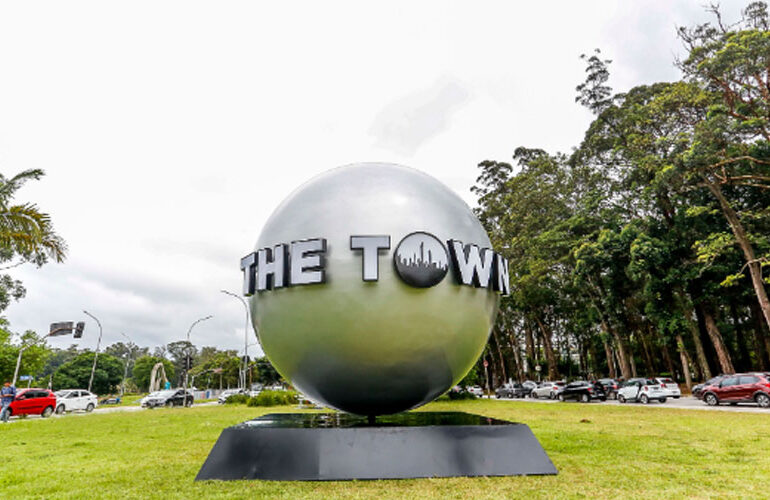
[654,377,681,399]
[617,379,667,404]
[54,389,98,414]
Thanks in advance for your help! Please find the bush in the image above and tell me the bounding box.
[223,394,249,405]
[246,390,298,407]
[448,390,476,400]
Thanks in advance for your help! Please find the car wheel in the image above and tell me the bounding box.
[558,394,565,402]
[41,406,54,418]
[165,401,173,408]
[756,393,770,408]
[55,405,65,415]
[704,393,719,406]
[600,397,607,402]
[659,398,667,404]
[185,399,193,408]
[580,393,590,403]
[618,395,626,404]
[85,403,94,413]
[550,392,555,400]
[640,394,649,404]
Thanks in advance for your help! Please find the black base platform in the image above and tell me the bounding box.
[196,412,557,481]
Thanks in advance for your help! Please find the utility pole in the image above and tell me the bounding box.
[84,310,103,394]
[182,315,212,397]
[221,290,253,390]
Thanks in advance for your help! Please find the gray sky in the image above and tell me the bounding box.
[0,1,748,355]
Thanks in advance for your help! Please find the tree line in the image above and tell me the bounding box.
[0,332,283,395]
[470,3,770,390]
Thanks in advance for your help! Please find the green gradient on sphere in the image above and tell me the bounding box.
[249,163,499,415]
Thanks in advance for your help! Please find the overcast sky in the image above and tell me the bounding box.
[0,1,748,356]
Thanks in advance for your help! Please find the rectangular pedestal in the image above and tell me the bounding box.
[196,412,557,481]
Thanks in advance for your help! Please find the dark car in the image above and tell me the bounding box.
[495,383,528,399]
[558,381,606,403]
[595,378,620,400]
[701,373,770,408]
[141,389,194,409]
[7,388,57,418]
[693,375,726,399]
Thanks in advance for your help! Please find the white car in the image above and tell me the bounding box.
[54,389,98,414]
[530,381,566,399]
[466,385,484,397]
[617,378,667,404]
[654,377,681,399]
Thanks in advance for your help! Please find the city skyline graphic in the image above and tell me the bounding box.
[394,232,448,288]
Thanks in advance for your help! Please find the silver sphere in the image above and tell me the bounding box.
[250,163,499,415]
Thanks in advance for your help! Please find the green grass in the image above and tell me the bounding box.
[2,400,769,499]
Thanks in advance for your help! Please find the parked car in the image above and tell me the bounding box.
[701,373,770,408]
[54,389,98,414]
[217,388,247,404]
[557,381,606,402]
[595,378,620,400]
[617,378,667,404]
[466,385,484,397]
[6,388,57,418]
[495,383,527,399]
[530,381,566,399]
[522,380,538,395]
[654,377,681,399]
[693,375,726,399]
[141,389,194,408]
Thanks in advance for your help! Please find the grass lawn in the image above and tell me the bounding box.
[2,400,769,499]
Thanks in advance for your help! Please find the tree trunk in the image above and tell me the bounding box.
[524,319,535,376]
[675,334,693,390]
[685,302,712,380]
[698,304,735,374]
[492,329,508,385]
[639,327,656,376]
[510,332,524,381]
[629,350,638,378]
[534,315,559,381]
[603,341,617,379]
[706,179,770,332]
[750,302,770,370]
[597,316,632,379]
[730,300,751,371]
[662,342,676,380]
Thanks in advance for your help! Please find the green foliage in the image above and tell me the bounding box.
[447,390,477,401]
[0,169,67,312]
[247,390,298,407]
[223,393,249,405]
[52,351,123,394]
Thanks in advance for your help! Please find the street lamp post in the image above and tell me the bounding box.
[182,315,213,397]
[83,310,103,394]
[119,332,133,397]
[221,289,253,390]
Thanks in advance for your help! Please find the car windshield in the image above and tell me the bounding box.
[659,378,674,384]
[55,390,71,397]
[554,382,565,386]
[154,391,176,398]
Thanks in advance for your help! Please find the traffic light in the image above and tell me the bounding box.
[184,355,193,371]
[73,322,85,339]
[49,322,74,336]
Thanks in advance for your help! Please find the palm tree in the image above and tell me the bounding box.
[0,169,66,269]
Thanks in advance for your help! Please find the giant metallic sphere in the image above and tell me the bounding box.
[250,163,499,415]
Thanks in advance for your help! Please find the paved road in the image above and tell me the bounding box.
[2,401,218,423]
[494,394,770,414]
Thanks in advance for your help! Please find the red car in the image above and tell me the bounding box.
[7,388,57,418]
[701,373,770,408]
